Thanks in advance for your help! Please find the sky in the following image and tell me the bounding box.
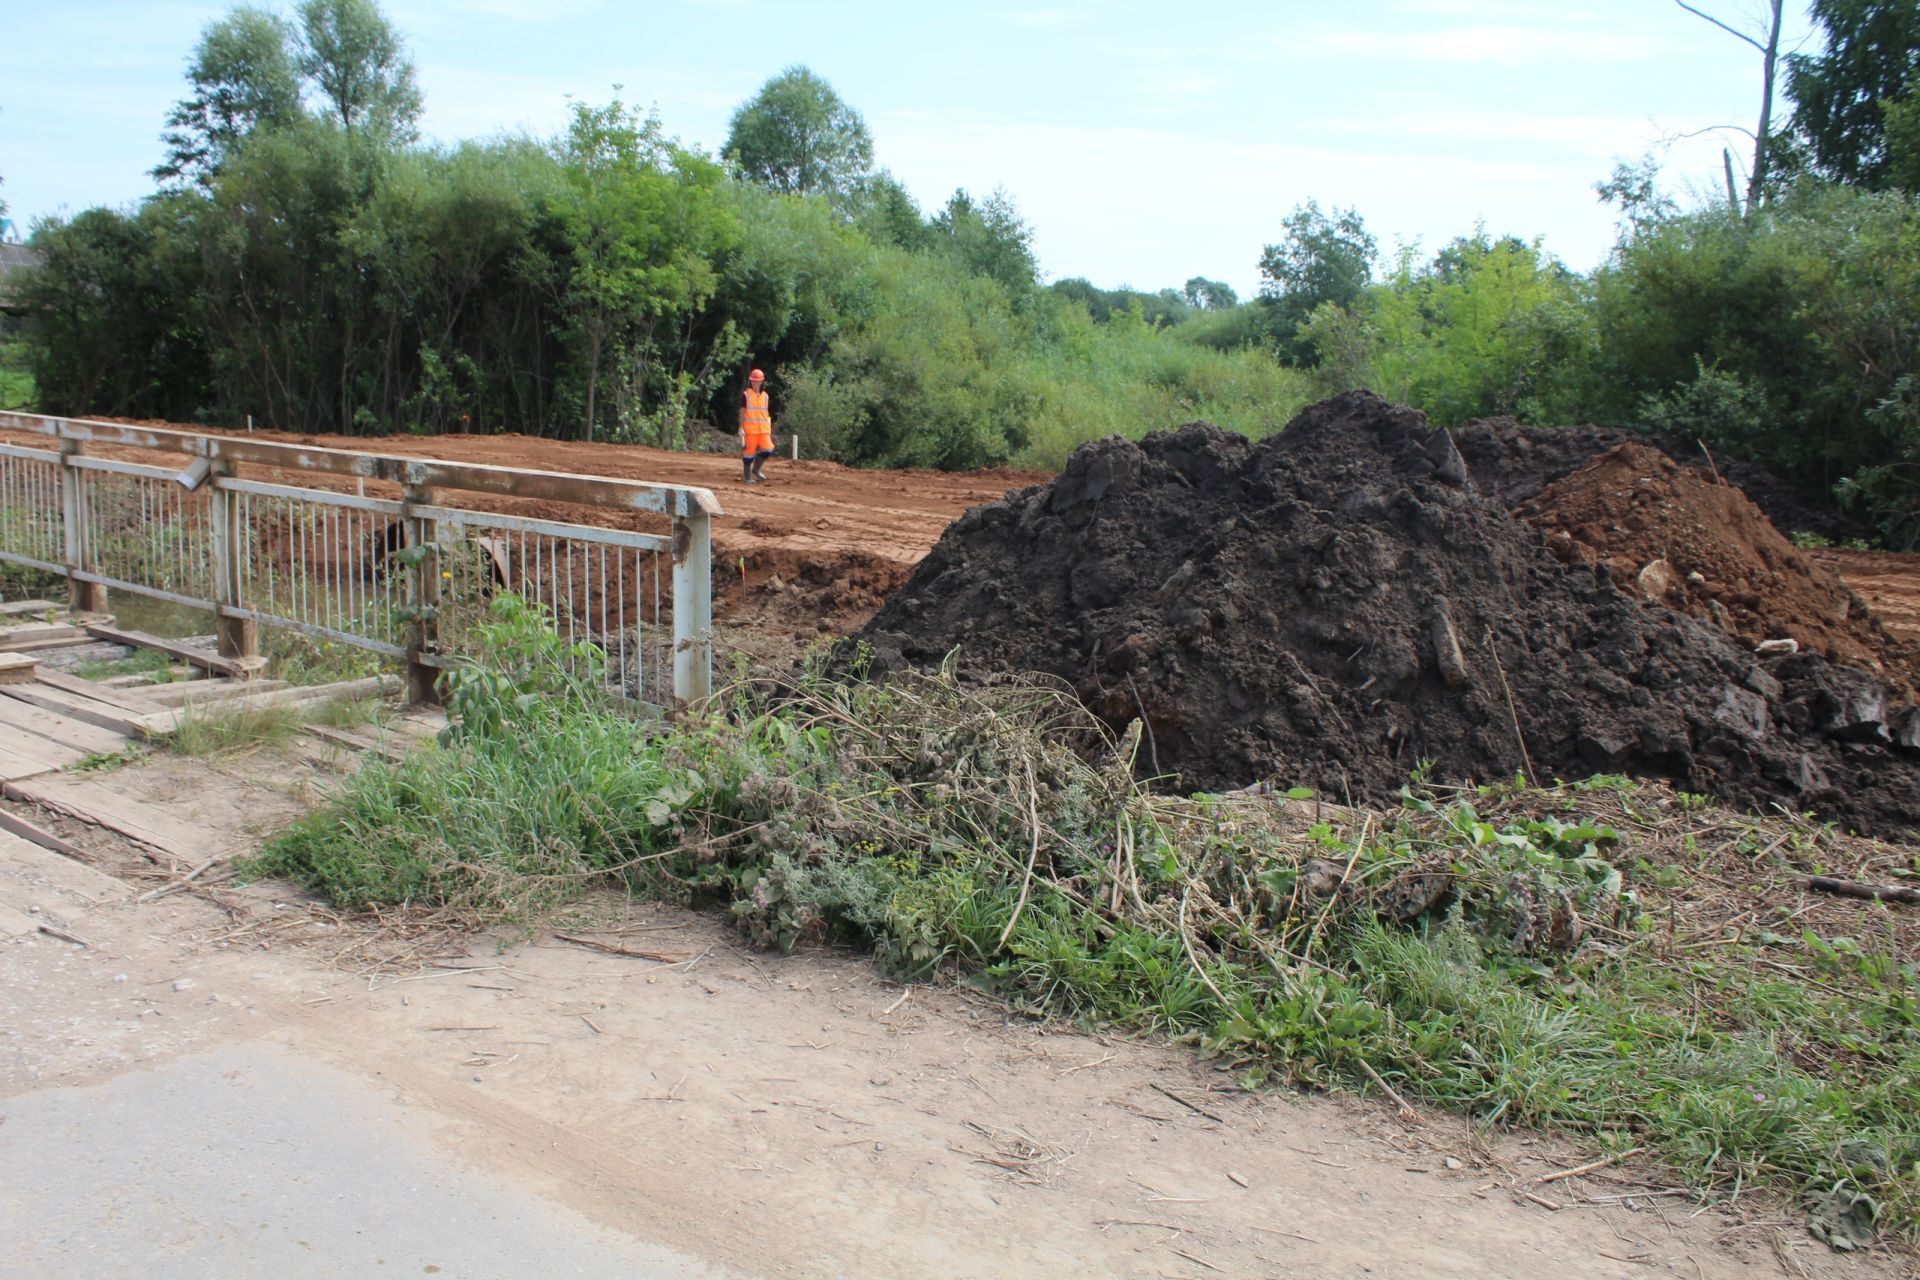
[0,1,1817,299]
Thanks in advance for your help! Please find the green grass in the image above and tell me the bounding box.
[241,604,1920,1242]
[0,561,62,604]
[71,647,180,684]
[305,696,382,730]
[170,701,309,759]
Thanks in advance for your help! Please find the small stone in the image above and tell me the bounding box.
[172,978,195,992]
[26,905,39,915]
[112,974,127,983]
[1444,1156,1463,1170]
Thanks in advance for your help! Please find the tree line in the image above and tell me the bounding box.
[12,0,1920,540]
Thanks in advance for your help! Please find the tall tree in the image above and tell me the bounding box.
[1183,277,1238,309]
[931,188,1037,294]
[724,67,874,201]
[296,0,422,142]
[1258,201,1376,364]
[1673,1,1786,212]
[153,6,302,187]
[1787,0,1920,188]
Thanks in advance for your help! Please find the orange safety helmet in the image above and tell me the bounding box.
[748,368,765,382]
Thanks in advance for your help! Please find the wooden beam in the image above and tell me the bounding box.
[81,624,266,679]
[141,674,400,736]
[0,653,36,685]
[34,667,169,714]
[140,678,289,709]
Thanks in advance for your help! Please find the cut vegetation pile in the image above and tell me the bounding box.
[855,392,1920,837]
[257,639,1920,1239]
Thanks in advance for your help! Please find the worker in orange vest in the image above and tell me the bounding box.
[740,368,774,484]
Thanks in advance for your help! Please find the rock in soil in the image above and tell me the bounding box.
[854,392,1920,838]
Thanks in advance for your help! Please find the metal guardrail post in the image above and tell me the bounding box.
[402,483,442,704]
[57,440,107,614]
[671,506,712,707]
[207,464,260,662]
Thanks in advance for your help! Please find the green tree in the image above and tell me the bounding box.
[1786,0,1920,188]
[1319,230,1595,426]
[724,66,874,201]
[153,6,302,187]
[931,188,1037,296]
[550,100,737,442]
[1183,276,1238,309]
[1258,201,1376,364]
[297,0,422,142]
[1886,70,1920,187]
[851,170,930,251]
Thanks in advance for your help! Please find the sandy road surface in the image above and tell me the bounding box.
[1815,548,1920,643]
[1,741,1907,1279]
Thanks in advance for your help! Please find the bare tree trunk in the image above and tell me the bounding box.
[1674,0,1786,216]
[1748,0,1784,213]
[1723,149,1741,212]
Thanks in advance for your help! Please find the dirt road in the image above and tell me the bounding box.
[1815,548,1920,643]
[1,738,1906,1279]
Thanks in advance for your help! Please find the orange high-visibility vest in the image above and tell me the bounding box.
[741,387,772,455]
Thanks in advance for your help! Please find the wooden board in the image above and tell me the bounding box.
[0,622,85,652]
[0,632,92,654]
[0,683,168,740]
[302,723,410,765]
[0,694,131,756]
[0,738,82,782]
[0,599,59,617]
[4,774,221,862]
[0,652,36,685]
[34,667,166,714]
[82,624,265,679]
[0,826,132,907]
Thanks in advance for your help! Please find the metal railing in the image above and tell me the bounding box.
[0,411,720,708]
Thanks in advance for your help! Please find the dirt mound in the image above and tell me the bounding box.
[1517,444,1919,694]
[856,393,1920,836]
[1455,417,1868,544]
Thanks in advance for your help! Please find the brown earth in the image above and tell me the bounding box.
[1517,444,1920,695]
[1814,548,1920,644]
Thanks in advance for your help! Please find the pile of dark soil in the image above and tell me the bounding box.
[1455,417,1866,544]
[1517,444,1919,694]
[855,393,1920,836]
